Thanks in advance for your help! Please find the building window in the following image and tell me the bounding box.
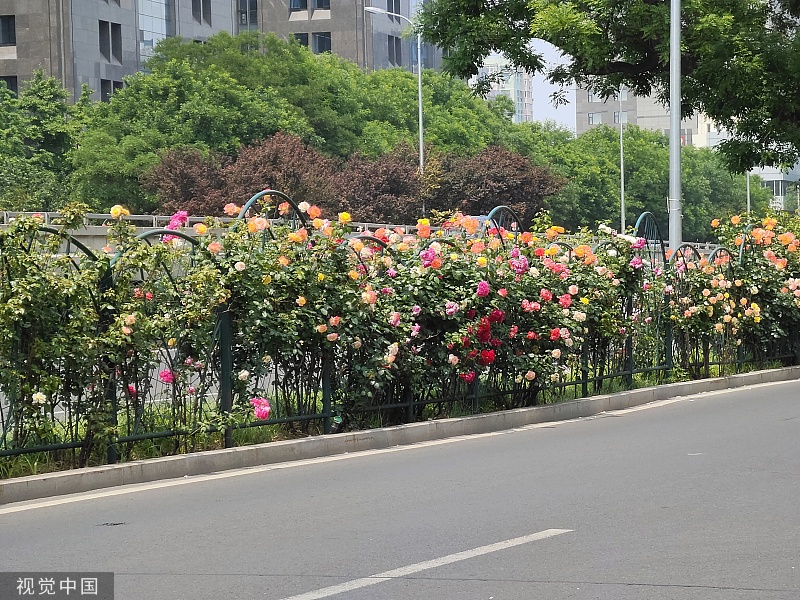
[0,75,17,95]
[100,79,124,102]
[100,79,112,102]
[111,23,122,62]
[614,111,628,124]
[99,20,110,61]
[192,0,212,25]
[588,91,601,103]
[238,0,258,28]
[386,0,400,20]
[0,16,15,46]
[312,31,331,54]
[618,88,628,101]
[314,0,330,8]
[99,21,122,63]
[293,32,309,46]
[290,0,307,10]
[588,112,602,125]
[388,35,402,66]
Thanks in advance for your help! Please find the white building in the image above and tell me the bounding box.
[471,55,535,124]
[576,87,798,209]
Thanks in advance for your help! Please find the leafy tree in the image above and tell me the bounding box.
[16,70,73,173]
[69,60,313,211]
[205,132,339,213]
[0,72,83,211]
[148,33,364,157]
[418,0,800,170]
[0,85,29,159]
[140,147,230,215]
[334,144,422,224]
[427,145,563,225]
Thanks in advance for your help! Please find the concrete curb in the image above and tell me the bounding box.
[3,365,800,505]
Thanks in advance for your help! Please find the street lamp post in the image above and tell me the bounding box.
[619,87,625,232]
[364,5,425,213]
[668,0,683,250]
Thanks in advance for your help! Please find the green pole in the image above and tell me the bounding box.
[219,308,234,448]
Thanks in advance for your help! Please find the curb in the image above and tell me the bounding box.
[3,366,799,505]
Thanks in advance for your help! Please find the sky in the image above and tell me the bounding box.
[529,40,576,131]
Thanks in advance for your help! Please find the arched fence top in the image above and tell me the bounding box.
[135,228,201,246]
[237,189,309,230]
[37,226,100,263]
[109,228,200,269]
[737,222,757,266]
[347,234,394,274]
[485,205,523,247]
[634,212,668,268]
[592,239,616,254]
[669,244,705,285]
[547,241,573,262]
[707,246,736,280]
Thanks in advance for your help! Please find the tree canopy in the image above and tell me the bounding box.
[0,36,778,240]
[419,0,800,171]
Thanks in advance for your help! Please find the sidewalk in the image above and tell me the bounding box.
[2,365,799,505]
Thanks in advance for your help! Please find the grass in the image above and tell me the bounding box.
[1,358,794,479]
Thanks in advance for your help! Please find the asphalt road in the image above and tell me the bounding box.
[2,380,799,600]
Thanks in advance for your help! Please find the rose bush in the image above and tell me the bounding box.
[2,201,800,468]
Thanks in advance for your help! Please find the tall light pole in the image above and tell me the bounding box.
[619,87,625,232]
[364,6,425,213]
[668,0,683,250]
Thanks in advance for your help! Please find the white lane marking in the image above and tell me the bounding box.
[3,378,797,514]
[278,529,572,600]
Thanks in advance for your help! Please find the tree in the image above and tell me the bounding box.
[419,0,800,170]
[206,133,339,213]
[16,70,73,173]
[69,60,313,211]
[334,144,422,223]
[0,72,80,211]
[148,33,365,158]
[427,145,563,225]
[140,147,230,215]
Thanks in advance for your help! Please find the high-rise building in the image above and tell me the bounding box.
[575,86,700,144]
[0,0,440,102]
[0,0,236,101]
[247,0,440,71]
[470,55,534,124]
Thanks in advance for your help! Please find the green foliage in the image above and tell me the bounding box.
[69,59,313,212]
[508,123,771,240]
[419,0,800,169]
[0,71,81,211]
[5,203,800,473]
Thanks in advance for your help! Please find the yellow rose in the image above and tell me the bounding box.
[110,205,130,219]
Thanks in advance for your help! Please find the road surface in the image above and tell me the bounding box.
[2,380,799,599]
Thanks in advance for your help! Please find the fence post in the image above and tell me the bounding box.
[665,302,673,371]
[218,307,234,448]
[624,296,634,387]
[580,341,589,398]
[105,373,119,464]
[322,351,332,434]
[99,266,119,465]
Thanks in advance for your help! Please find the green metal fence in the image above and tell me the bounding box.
[0,195,797,472]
